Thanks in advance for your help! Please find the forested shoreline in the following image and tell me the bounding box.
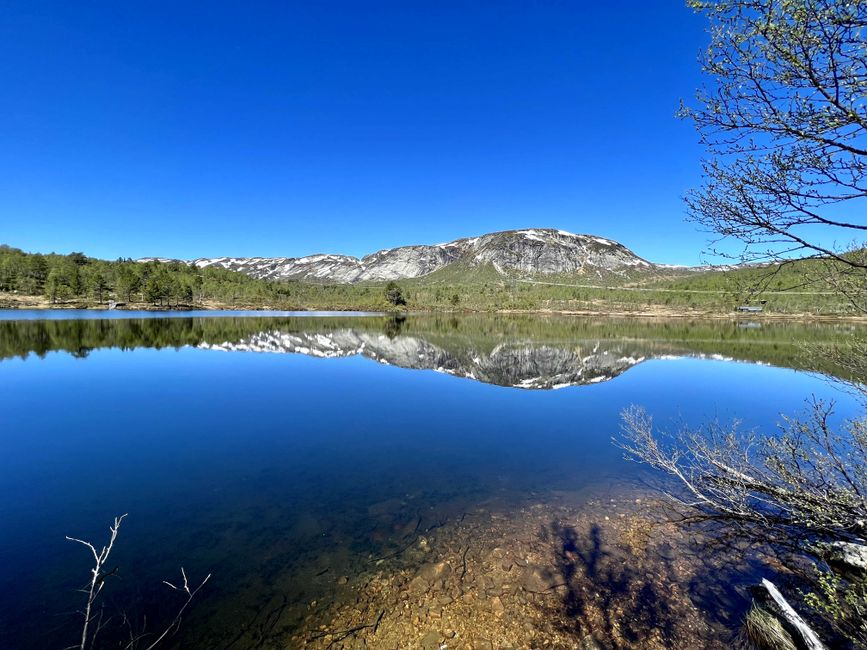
[1,244,862,317]
[0,245,298,308]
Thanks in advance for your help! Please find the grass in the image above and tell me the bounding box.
[385,258,861,316]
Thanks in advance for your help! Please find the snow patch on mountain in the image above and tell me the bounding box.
[138,228,657,283]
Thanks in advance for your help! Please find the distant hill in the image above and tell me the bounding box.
[139,228,662,283]
[4,234,858,316]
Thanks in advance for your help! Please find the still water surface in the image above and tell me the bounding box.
[0,312,861,647]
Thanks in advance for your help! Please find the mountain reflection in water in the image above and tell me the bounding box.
[201,330,648,388]
[1,312,859,387]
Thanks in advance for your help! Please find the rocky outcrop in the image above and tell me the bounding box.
[357,244,463,282]
[467,229,650,275]
[818,541,867,578]
[140,228,654,284]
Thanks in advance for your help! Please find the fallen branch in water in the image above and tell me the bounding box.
[755,579,827,650]
[370,518,449,563]
[618,402,867,645]
[137,568,211,650]
[309,609,385,648]
[66,514,127,650]
[66,514,211,650]
[459,544,470,581]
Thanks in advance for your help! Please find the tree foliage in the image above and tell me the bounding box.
[385,281,406,307]
[620,1,867,645]
[0,246,294,308]
[681,0,867,274]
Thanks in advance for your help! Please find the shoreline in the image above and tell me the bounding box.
[1,293,865,324]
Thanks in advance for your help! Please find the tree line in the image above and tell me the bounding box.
[0,245,293,307]
[1,244,860,315]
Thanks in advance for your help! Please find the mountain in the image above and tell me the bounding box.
[139,228,654,284]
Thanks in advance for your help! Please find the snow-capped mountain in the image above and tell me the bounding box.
[139,228,654,283]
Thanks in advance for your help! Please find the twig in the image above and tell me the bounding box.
[66,513,127,650]
[309,610,385,648]
[370,518,449,563]
[142,568,211,650]
[460,545,470,581]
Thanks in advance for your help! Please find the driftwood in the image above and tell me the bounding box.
[756,579,827,650]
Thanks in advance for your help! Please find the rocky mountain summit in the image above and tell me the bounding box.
[140,228,654,283]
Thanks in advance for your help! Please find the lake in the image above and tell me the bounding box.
[0,312,861,649]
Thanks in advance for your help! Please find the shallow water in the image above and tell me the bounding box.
[0,312,861,648]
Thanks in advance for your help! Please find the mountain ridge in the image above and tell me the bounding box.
[139,228,660,284]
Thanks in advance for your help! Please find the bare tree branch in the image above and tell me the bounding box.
[66,515,211,649]
[682,0,867,311]
[66,514,127,650]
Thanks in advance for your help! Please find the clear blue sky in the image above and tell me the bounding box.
[1,1,714,265]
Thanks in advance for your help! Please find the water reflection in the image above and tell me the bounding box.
[1,312,859,386]
[0,312,862,648]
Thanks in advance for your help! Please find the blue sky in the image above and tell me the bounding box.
[1,1,714,264]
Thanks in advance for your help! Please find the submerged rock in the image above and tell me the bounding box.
[408,576,430,595]
[417,561,452,583]
[580,635,605,650]
[820,541,867,575]
[420,630,443,650]
[519,565,560,593]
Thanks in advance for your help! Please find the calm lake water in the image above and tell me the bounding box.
[0,312,861,648]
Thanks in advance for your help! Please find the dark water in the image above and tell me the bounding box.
[0,312,861,647]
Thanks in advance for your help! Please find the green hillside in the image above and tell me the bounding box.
[0,244,861,316]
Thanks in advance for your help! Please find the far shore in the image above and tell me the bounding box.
[2,291,865,324]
